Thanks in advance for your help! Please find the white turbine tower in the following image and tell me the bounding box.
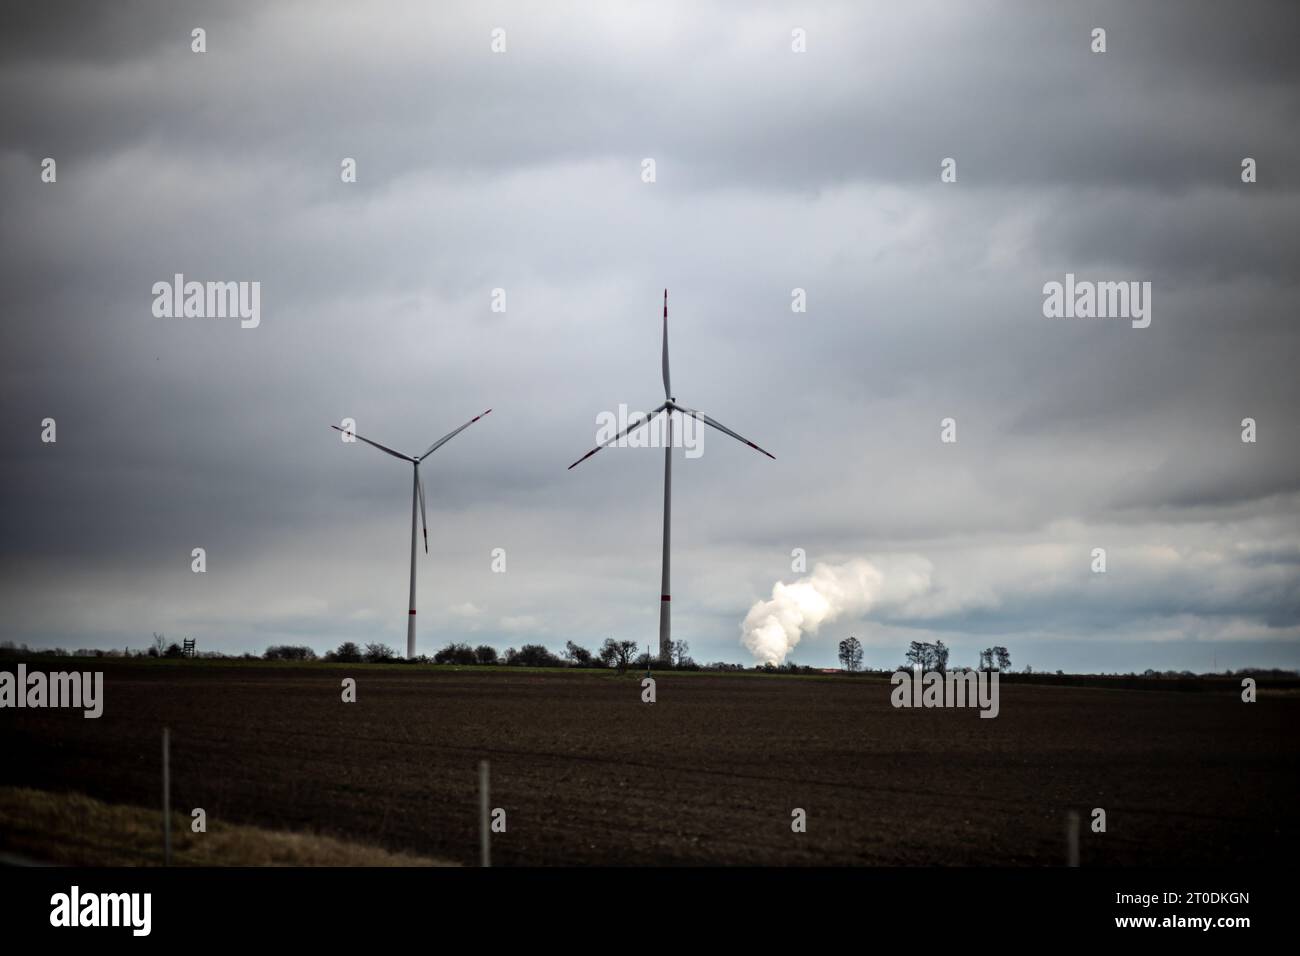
[568,290,773,662]
[331,410,492,659]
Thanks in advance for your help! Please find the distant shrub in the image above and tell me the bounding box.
[509,644,561,668]
[564,641,593,667]
[598,639,638,672]
[474,645,498,665]
[433,642,476,665]
[329,641,363,663]
[264,645,318,661]
[364,642,397,663]
[756,661,815,675]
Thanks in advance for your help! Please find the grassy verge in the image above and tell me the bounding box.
[0,786,456,867]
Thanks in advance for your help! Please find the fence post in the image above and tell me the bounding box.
[479,760,490,868]
[1066,810,1079,867]
[162,727,171,866]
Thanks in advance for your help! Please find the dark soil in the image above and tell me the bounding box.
[2,661,1295,865]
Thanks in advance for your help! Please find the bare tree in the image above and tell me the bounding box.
[669,640,690,668]
[564,640,593,666]
[364,642,397,663]
[994,646,1012,671]
[599,638,638,673]
[838,636,863,673]
[905,640,938,671]
[151,632,167,657]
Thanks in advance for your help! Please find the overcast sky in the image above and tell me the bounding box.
[2,0,1297,672]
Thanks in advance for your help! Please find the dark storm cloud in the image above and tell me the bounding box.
[6,2,1299,193]
[0,1,235,64]
[1,1,1297,668]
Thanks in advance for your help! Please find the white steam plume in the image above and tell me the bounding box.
[740,557,933,664]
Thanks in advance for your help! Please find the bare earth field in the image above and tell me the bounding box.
[2,661,1296,866]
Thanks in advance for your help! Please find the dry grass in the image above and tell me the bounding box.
[0,786,456,866]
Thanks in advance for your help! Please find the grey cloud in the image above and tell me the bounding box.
[1,1,1297,670]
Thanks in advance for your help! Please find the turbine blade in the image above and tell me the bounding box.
[661,288,671,400]
[567,403,667,470]
[416,470,428,554]
[330,425,414,462]
[419,409,493,461]
[677,405,775,460]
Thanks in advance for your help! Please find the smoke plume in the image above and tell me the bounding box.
[740,557,933,664]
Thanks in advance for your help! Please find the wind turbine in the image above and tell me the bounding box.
[330,410,492,659]
[568,290,773,662]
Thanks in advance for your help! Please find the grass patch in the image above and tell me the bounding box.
[0,786,456,867]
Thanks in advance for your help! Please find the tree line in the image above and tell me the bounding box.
[836,636,1012,674]
[5,640,1292,683]
[261,638,699,672]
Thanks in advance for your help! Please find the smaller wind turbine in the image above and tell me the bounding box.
[568,290,773,662]
[330,410,492,659]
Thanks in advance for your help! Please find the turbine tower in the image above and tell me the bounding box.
[568,290,773,661]
[331,410,492,659]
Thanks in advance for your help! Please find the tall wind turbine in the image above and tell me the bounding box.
[330,410,492,659]
[568,290,773,661]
